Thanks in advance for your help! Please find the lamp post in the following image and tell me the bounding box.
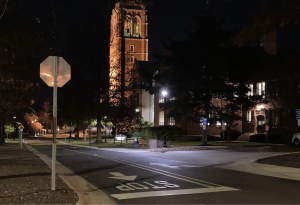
[104,116,107,143]
[265,124,269,145]
[162,90,168,148]
[32,119,37,137]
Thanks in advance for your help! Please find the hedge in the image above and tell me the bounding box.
[220,129,241,141]
[248,134,286,144]
[184,135,221,141]
[140,126,181,141]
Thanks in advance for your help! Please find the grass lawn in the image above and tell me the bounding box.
[4,139,21,144]
[171,141,277,147]
[58,138,149,149]
[58,138,277,148]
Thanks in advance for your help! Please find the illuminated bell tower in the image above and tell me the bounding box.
[110,1,148,102]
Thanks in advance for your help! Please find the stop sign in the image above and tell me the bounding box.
[40,56,71,87]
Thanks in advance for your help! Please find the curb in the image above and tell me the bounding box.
[252,162,300,181]
[25,143,116,205]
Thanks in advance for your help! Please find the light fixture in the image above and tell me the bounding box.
[162,90,168,97]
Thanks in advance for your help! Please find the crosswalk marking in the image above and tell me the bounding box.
[111,187,239,200]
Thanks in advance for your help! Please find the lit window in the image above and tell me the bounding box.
[247,110,252,122]
[168,117,175,126]
[132,17,139,37]
[124,17,131,37]
[247,84,253,96]
[169,96,176,101]
[159,94,164,103]
[257,82,265,98]
[159,111,164,126]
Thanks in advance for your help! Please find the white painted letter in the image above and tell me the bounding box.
[116,184,135,191]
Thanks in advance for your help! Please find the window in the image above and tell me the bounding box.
[169,96,176,101]
[159,111,164,126]
[132,17,139,37]
[189,91,194,99]
[130,56,134,63]
[159,94,164,103]
[130,45,134,52]
[257,82,265,98]
[257,115,265,125]
[168,117,175,126]
[247,84,253,96]
[124,17,131,37]
[247,110,252,122]
[269,81,277,99]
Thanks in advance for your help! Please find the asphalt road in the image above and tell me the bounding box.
[28,139,300,204]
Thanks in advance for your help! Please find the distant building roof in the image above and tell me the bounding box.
[135,60,159,87]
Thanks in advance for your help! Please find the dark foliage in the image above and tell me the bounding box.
[220,129,242,141]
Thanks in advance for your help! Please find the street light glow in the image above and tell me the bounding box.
[162,90,168,97]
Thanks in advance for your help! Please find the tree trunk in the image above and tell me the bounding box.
[75,123,80,140]
[0,119,5,145]
[201,101,210,145]
[95,116,103,143]
[84,129,87,141]
[227,126,231,142]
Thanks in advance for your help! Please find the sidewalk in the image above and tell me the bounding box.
[0,141,78,204]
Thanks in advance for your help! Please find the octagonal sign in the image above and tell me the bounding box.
[40,56,71,87]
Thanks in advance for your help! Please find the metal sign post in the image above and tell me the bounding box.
[222,124,226,146]
[202,118,207,148]
[265,125,269,145]
[18,125,24,148]
[40,56,71,191]
[19,128,23,148]
[51,56,58,191]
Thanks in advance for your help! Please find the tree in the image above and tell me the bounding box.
[0,0,49,144]
[4,124,14,139]
[24,113,43,135]
[153,11,232,144]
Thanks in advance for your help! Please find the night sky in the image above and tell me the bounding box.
[58,0,264,61]
[54,0,300,61]
[147,0,262,61]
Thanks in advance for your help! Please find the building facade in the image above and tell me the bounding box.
[110,1,155,123]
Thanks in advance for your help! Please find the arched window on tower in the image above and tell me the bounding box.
[133,17,139,37]
[124,17,131,37]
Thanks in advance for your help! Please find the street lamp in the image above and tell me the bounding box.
[162,90,168,148]
[32,119,37,137]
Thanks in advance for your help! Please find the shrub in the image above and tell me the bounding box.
[141,126,181,141]
[220,129,241,141]
[256,125,265,133]
[248,134,285,144]
[127,132,138,139]
[185,135,220,141]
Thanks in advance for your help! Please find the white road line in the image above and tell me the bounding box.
[111,187,239,200]
[149,163,180,169]
[181,165,201,168]
[59,147,221,188]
